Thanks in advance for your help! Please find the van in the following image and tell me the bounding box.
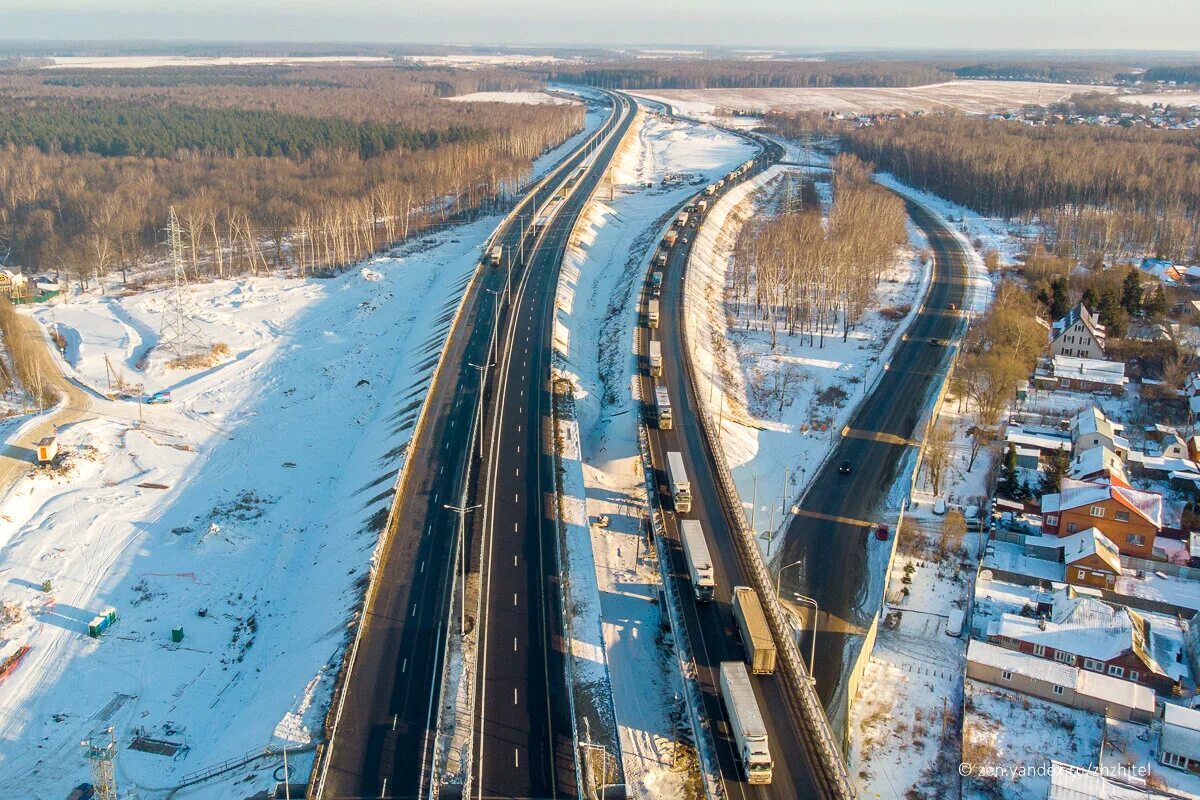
[945,609,964,637]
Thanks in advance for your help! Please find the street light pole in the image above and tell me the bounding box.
[791,591,820,683]
[469,361,495,459]
[445,502,481,638]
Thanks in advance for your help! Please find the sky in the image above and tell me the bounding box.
[0,0,1197,51]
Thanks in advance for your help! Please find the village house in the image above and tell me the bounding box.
[1068,446,1129,486]
[1160,703,1200,773]
[1060,527,1123,590]
[1071,407,1130,460]
[1141,257,1185,284]
[1050,302,1107,360]
[986,593,1187,696]
[967,639,1156,722]
[1041,477,1162,558]
[1036,355,1129,395]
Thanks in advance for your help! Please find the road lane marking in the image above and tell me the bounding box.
[793,508,879,529]
[841,427,917,447]
[402,658,407,673]
[514,637,518,651]
[515,749,520,768]
[514,688,519,705]
[514,593,518,606]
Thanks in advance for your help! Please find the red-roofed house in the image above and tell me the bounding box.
[1041,477,1162,558]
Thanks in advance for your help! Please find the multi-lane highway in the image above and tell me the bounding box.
[776,197,971,732]
[468,90,636,799]
[312,90,633,800]
[640,136,837,799]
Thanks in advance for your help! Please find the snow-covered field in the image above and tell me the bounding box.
[1121,91,1200,107]
[632,81,1114,116]
[553,107,754,797]
[403,53,572,68]
[447,91,576,105]
[43,56,393,69]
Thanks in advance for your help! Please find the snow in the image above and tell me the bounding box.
[552,106,755,797]
[632,81,1115,117]
[446,91,577,105]
[680,161,930,558]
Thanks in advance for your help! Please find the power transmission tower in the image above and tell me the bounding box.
[82,727,118,800]
[159,206,205,358]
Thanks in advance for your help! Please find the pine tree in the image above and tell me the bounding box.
[1082,286,1100,314]
[1145,284,1169,318]
[1121,268,1143,316]
[1049,277,1070,320]
[1099,289,1127,338]
[999,442,1020,497]
[1040,445,1070,495]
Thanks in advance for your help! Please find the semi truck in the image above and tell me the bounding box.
[680,520,714,602]
[489,245,503,266]
[648,299,660,329]
[719,661,774,784]
[663,230,679,248]
[697,199,709,214]
[649,339,663,377]
[675,212,689,228]
[704,185,716,197]
[655,250,668,267]
[732,586,776,674]
[651,271,664,289]
[666,450,692,513]
[655,385,673,430]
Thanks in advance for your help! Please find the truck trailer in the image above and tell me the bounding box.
[647,299,660,329]
[675,212,689,228]
[666,450,692,513]
[664,230,679,248]
[655,385,673,430]
[680,520,714,602]
[649,339,663,377]
[719,661,773,784]
[489,245,503,266]
[732,586,776,674]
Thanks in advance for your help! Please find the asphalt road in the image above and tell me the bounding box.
[313,90,629,800]
[468,91,636,800]
[642,136,834,799]
[776,197,971,735]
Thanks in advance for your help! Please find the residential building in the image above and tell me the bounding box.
[1047,761,1157,799]
[1069,446,1129,486]
[1036,356,1129,395]
[1050,303,1107,360]
[967,640,1156,722]
[1141,257,1184,284]
[1159,703,1200,773]
[1070,407,1130,460]
[986,593,1187,695]
[1061,527,1122,590]
[1041,477,1162,558]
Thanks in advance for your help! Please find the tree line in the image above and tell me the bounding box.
[841,116,1200,263]
[729,155,908,349]
[0,64,584,283]
[545,59,953,90]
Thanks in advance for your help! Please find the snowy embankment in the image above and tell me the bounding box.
[446,91,576,105]
[552,108,754,798]
[683,166,930,560]
[0,109,609,797]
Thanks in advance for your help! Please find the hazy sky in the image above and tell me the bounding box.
[1,0,1197,51]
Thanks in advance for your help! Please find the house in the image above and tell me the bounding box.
[0,269,28,301]
[986,593,1185,695]
[1070,407,1130,461]
[1060,527,1123,589]
[1047,761,1157,799]
[1036,356,1129,395]
[1050,303,1107,359]
[1141,257,1184,284]
[1160,703,1200,772]
[1068,446,1129,486]
[1041,477,1162,558]
[1005,424,1072,459]
[1126,450,1200,481]
[967,640,1156,722]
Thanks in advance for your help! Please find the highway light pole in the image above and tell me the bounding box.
[468,361,494,460]
[791,591,819,684]
[445,502,480,638]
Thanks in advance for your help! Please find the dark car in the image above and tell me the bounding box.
[929,337,944,347]
[838,460,852,474]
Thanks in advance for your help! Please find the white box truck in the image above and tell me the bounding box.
[732,586,776,674]
[655,385,673,430]
[680,520,714,602]
[649,340,663,377]
[719,661,773,784]
[675,211,689,227]
[647,299,660,329]
[489,245,503,266]
[666,450,692,513]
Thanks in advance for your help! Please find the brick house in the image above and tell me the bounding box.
[1050,303,1107,360]
[1041,477,1162,558]
[1060,527,1122,590]
[986,594,1186,696]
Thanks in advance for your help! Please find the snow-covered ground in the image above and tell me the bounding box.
[681,162,930,559]
[0,109,608,796]
[553,106,754,797]
[446,91,576,105]
[632,81,1115,117]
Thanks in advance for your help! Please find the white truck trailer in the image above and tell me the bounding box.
[489,245,503,266]
[666,450,692,513]
[680,520,714,602]
[732,585,777,674]
[647,299,660,329]
[655,385,673,430]
[649,339,663,377]
[719,661,773,784]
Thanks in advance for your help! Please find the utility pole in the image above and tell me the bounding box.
[469,361,495,459]
[160,206,205,359]
[82,727,117,800]
[444,502,480,639]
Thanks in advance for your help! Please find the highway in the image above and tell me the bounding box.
[312,90,632,800]
[641,135,834,799]
[468,90,636,799]
[775,197,971,733]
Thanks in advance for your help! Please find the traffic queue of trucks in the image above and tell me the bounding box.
[638,154,777,786]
